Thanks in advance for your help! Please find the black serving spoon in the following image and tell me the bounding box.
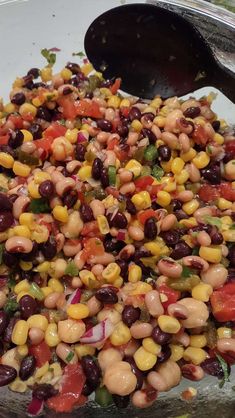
[84,3,235,101]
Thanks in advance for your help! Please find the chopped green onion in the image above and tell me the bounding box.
[216,354,230,387]
[95,386,113,407]
[29,283,44,301]
[17,150,39,166]
[41,48,57,66]
[65,351,74,363]
[203,215,222,229]
[152,165,164,181]
[108,165,116,186]
[4,299,19,315]
[182,266,197,278]
[144,145,158,161]
[29,198,50,214]
[140,165,152,177]
[65,262,79,277]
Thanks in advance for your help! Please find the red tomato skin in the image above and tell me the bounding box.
[210,283,235,322]
[225,140,235,157]
[75,100,102,118]
[58,97,77,120]
[135,176,154,191]
[193,124,209,145]
[219,183,235,202]
[8,114,24,129]
[0,134,9,145]
[29,341,51,367]
[110,78,121,94]
[198,184,220,202]
[138,209,157,224]
[44,122,67,139]
[158,284,180,310]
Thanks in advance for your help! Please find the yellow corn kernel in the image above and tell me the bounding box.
[107,95,121,109]
[131,119,143,132]
[4,103,16,113]
[28,181,41,199]
[19,103,37,118]
[179,218,198,229]
[190,335,207,348]
[75,344,96,359]
[128,264,142,283]
[199,246,222,263]
[52,205,69,223]
[131,191,151,210]
[143,338,161,356]
[9,377,27,393]
[19,261,33,271]
[40,66,52,82]
[143,106,156,115]
[156,191,171,207]
[217,327,232,339]
[78,165,92,181]
[34,171,51,184]
[81,62,93,76]
[0,152,14,169]
[48,278,64,293]
[183,347,207,365]
[221,215,233,226]
[35,362,49,379]
[19,213,34,227]
[60,67,73,80]
[17,344,29,357]
[171,157,185,174]
[14,279,30,295]
[120,98,130,108]
[158,315,181,334]
[182,199,200,215]
[21,129,33,142]
[13,161,31,177]
[151,97,162,109]
[180,148,197,162]
[27,314,48,331]
[99,87,112,97]
[97,215,110,235]
[193,151,210,169]
[222,230,235,242]
[12,320,29,345]
[13,225,31,239]
[110,321,131,346]
[113,276,123,288]
[153,115,165,128]
[45,323,61,347]
[65,128,79,144]
[125,159,142,177]
[218,197,232,210]
[102,262,121,283]
[131,281,152,295]
[49,362,62,377]
[41,287,53,297]
[67,303,89,320]
[134,346,157,371]
[144,241,161,256]
[214,133,224,145]
[161,176,176,192]
[192,283,213,302]
[36,261,51,273]
[32,97,44,107]
[31,224,49,244]
[170,344,184,362]
[79,269,97,288]
[174,169,189,185]
[17,291,32,302]
[160,157,173,173]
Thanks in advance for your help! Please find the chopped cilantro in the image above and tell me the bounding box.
[65,351,74,362]
[41,48,57,66]
[216,354,230,387]
[192,247,199,256]
[8,274,16,290]
[182,266,197,278]
[230,224,235,230]
[29,198,50,214]
[144,145,158,161]
[152,165,164,181]
[4,299,19,314]
[203,215,222,229]
[206,145,213,155]
[65,261,79,277]
[0,244,4,265]
[59,119,66,126]
[72,51,85,57]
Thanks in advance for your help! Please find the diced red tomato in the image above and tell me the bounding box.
[107,137,119,150]
[120,106,130,118]
[225,140,235,157]
[29,341,51,367]
[44,122,67,139]
[193,124,209,145]
[47,363,86,413]
[58,97,77,120]
[198,184,220,202]
[81,236,105,262]
[135,176,154,191]
[210,283,235,322]
[158,284,180,310]
[148,184,164,198]
[7,114,24,129]
[138,209,157,224]
[75,100,102,118]
[81,221,100,237]
[105,186,120,198]
[219,183,235,202]
[0,134,9,146]
[33,136,55,153]
[110,78,121,95]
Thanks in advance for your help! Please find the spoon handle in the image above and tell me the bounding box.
[212,63,235,103]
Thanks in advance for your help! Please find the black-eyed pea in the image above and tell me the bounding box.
[145,290,164,317]
[90,200,105,219]
[74,251,86,270]
[58,319,86,344]
[128,226,144,241]
[5,237,33,253]
[88,252,115,265]
[123,338,141,356]
[217,338,235,354]
[61,212,83,239]
[71,277,83,289]
[160,214,177,231]
[55,233,65,252]
[197,231,211,247]
[63,240,82,257]
[182,255,209,272]
[103,361,137,396]
[131,389,157,408]
[172,331,190,347]
[87,296,102,317]
[147,359,181,392]
[98,348,123,371]
[44,292,61,309]
[28,328,45,345]
[130,322,153,339]
[177,298,209,328]
[55,178,75,197]
[53,258,67,278]
[201,264,228,289]
[167,303,189,320]
[157,259,182,279]
[1,348,20,372]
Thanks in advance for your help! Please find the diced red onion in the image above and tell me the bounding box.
[66,288,81,305]
[27,398,44,416]
[0,276,8,288]
[80,319,114,345]
[48,47,61,52]
[77,132,88,143]
[117,230,126,241]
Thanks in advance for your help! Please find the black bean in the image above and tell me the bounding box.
[19,356,36,380]
[3,317,17,343]
[29,123,43,140]
[101,78,115,88]
[8,129,24,148]
[66,62,80,74]
[171,241,192,259]
[116,124,128,138]
[27,68,40,78]
[122,305,140,327]
[212,120,220,132]
[82,381,94,396]
[0,341,4,357]
[19,295,38,320]
[126,198,137,215]
[0,365,17,386]
[75,143,86,162]
[104,237,125,254]
[158,145,171,161]
[0,145,15,158]
[160,230,180,246]
[100,167,109,188]
[175,210,189,221]
[129,107,141,121]
[141,128,156,144]
[92,158,103,180]
[0,193,13,211]
[142,112,155,122]
[112,395,130,409]
[133,248,151,263]
[124,356,144,390]
[228,246,235,267]
[32,384,58,400]
[95,287,118,304]
[116,260,128,281]
[38,180,54,198]
[81,355,101,389]
[110,211,128,229]
[0,311,9,335]
[151,326,171,345]
[97,119,113,132]
[157,345,171,364]
[183,106,201,118]
[210,229,223,245]
[144,217,157,240]
[0,212,14,232]
[63,190,78,209]
[62,87,73,95]
[201,164,221,185]
[36,107,52,122]
[171,199,182,211]
[23,75,34,90]
[201,358,226,378]
[8,194,18,204]
[80,203,94,223]
[34,82,47,89]
[2,250,18,268]
[11,92,26,106]
[20,241,39,262]
[40,237,57,260]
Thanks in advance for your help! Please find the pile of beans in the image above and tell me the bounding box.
[0,58,235,414]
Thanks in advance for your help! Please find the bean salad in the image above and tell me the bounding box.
[0,57,235,415]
